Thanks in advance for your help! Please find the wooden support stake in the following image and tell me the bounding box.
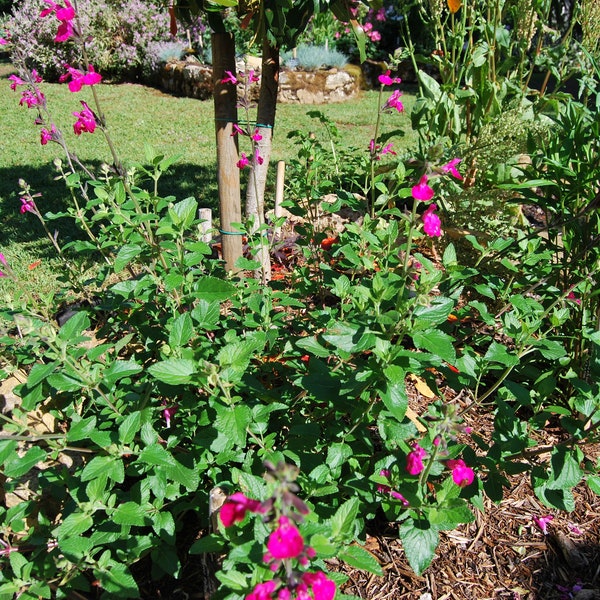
[212,32,242,274]
[274,160,285,240]
[198,207,212,243]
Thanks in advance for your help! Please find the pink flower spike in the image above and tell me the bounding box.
[266,516,304,559]
[406,443,427,475]
[219,492,263,527]
[221,70,237,85]
[533,514,554,535]
[381,143,396,156]
[237,152,249,169]
[447,458,475,487]
[422,203,442,237]
[412,175,435,201]
[72,101,97,135]
[62,65,102,92]
[441,158,463,180]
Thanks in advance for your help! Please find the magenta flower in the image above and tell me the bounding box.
[266,516,304,560]
[221,70,238,85]
[220,492,264,527]
[20,197,35,214]
[40,125,57,146]
[533,514,554,535]
[383,89,404,113]
[246,580,277,600]
[60,65,102,92]
[377,470,409,505]
[302,571,336,600]
[251,128,263,142]
[0,253,6,267]
[73,101,97,135]
[0,37,7,45]
[40,0,76,42]
[567,291,581,305]
[422,203,442,237]
[370,30,382,42]
[406,443,427,476]
[377,69,402,85]
[245,69,260,83]
[231,123,244,136]
[412,175,435,201]
[162,404,178,428]
[441,158,463,180]
[447,459,475,487]
[19,89,44,108]
[237,152,249,169]
[254,149,264,166]
[9,74,26,90]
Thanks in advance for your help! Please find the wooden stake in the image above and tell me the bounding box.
[274,160,285,240]
[198,207,212,243]
[212,32,242,274]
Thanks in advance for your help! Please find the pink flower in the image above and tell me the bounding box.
[162,404,178,428]
[406,443,427,476]
[0,37,7,45]
[422,203,442,237]
[9,74,26,90]
[246,580,277,600]
[19,89,44,108]
[246,69,260,83]
[447,459,475,487]
[567,291,581,305]
[60,65,102,92]
[20,197,35,214]
[72,101,97,135]
[40,125,57,145]
[266,516,304,560]
[374,7,386,21]
[254,149,264,165]
[231,123,244,136]
[533,514,553,535]
[302,571,336,600]
[220,492,264,527]
[221,70,238,85]
[40,0,76,41]
[0,253,6,267]
[370,30,382,42]
[381,143,396,156]
[251,128,262,142]
[412,175,435,201]
[377,470,409,505]
[441,158,463,180]
[237,152,249,169]
[383,89,404,112]
[55,19,74,42]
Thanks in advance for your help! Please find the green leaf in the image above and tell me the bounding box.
[428,501,474,530]
[95,562,139,596]
[55,512,94,538]
[118,411,142,445]
[331,497,360,541]
[215,405,252,447]
[194,276,236,303]
[169,313,194,347]
[114,244,142,273]
[104,360,143,386]
[547,448,583,490]
[587,475,600,496]
[67,415,97,442]
[58,310,90,340]
[412,329,456,363]
[296,336,331,358]
[399,517,439,575]
[112,502,149,526]
[322,323,376,354]
[216,569,248,591]
[138,444,176,468]
[147,358,196,385]
[413,298,454,326]
[339,545,383,576]
[170,196,198,229]
[191,300,221,330]
[3,446,46,478]
[484,342,519,367]
[189,534,226,554]
[532,338,566,360]
[81,455,124,483]
[381,365,408,421]
[47,372,86,392]
[26,361,58,387]
[58,535,94,561]
[0,439,18,465]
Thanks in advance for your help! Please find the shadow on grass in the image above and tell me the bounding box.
[0,160,220,252]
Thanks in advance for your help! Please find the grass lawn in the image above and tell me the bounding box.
[0,56,417,298]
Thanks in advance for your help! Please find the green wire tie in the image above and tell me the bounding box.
[219,229,244,236]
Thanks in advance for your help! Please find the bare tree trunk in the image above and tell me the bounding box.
[212,32,243,274]
[246,38,279,282]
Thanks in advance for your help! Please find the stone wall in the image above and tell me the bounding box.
[157,59,361,104]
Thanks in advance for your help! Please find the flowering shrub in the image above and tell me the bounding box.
[4,0,202,81]
[1,1,600,599]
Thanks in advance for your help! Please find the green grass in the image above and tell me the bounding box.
[0,56,417,298]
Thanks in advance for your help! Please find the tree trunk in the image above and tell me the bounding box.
[245,37,279,282]
[212,32,243,274]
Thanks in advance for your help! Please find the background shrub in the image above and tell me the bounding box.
[5,0,204,81]
[281,44,348,71]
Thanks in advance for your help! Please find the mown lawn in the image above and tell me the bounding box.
[0,56,417,297]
